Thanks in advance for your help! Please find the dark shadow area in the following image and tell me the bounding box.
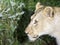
[13,8,34,44]
[39,35,57,45]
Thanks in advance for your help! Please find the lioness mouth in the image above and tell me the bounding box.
[33,35,39,38]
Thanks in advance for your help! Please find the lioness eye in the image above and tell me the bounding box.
[34,20,38,24]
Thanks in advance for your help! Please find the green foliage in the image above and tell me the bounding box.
[0,0,25,45]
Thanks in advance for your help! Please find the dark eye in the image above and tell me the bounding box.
[34,20,38,24]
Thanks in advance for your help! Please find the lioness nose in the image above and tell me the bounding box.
[25,32,29,34]
[25,31,29,34]
[25,28,30,34]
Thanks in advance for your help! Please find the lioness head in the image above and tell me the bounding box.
[25,2,54,41]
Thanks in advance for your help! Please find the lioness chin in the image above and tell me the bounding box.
[25,2,60,45]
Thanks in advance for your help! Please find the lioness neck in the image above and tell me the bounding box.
[49,30,60,45]
[49,14,60,45]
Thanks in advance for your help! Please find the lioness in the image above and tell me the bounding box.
[25,2,60,45]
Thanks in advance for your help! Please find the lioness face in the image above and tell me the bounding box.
[25,2,54,41]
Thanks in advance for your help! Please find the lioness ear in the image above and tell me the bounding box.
[36,2,43,10]
[43,7,54,17]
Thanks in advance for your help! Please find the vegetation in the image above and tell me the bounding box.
[0,0,60,45]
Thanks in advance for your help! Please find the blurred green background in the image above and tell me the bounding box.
[0,0,60,45]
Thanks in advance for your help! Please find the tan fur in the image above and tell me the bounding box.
[25,2,60,45]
